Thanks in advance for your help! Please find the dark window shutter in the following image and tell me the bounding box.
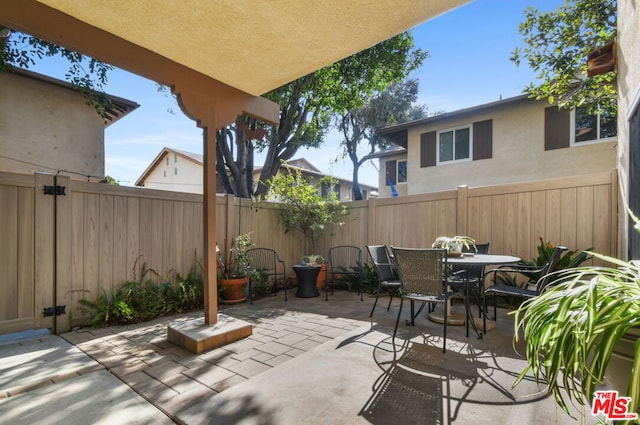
[385,160,397,185]
[420,131,437,167]
[545,106,570,150]
[473,119,492,160]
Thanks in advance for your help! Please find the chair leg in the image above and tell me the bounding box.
[386,292,394,311]
[283,275,288,301]
[410,300,415,326]
[248,279,253,305]
[392,298,404,343]
[369,293,380,317]
[493,295,497,324]
[442,300,447,353]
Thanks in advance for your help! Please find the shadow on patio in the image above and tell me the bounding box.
[4,290,599,424]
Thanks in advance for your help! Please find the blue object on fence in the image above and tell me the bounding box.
[387,174,399,197]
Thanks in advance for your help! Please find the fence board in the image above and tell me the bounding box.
[0,170,620,334]
[17,186,34,320]
[0,185,18,321]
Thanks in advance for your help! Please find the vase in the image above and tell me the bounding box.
[219,277,249,304]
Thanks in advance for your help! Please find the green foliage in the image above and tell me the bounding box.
[105,176,119,185]
[267,166,349,254]
[359,263,380,294]
[79,259,204,327]
[1,26,115,117]
[511,0,617,114]
[252,32,427,199]
[514,255,640,421]
[337,78,427,200]
[79,289,133,327]
[516,238,592,283]
[217,233,254,279]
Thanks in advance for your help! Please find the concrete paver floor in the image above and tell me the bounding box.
[0,290,601,424]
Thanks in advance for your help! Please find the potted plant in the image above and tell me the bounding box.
[513,216,640,422]
[216,233,254,304]
[432,235,476,256]
[267,166,350,287]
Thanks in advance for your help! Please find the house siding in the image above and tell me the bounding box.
[378,98,616,196]
[0,71,105,180]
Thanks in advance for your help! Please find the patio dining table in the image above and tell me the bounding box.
[430,253,521,337]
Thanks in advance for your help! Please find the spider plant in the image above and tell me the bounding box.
[432,235,476,253]
[513,253,640,422]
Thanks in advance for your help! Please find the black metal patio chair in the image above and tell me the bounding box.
[391,247,462,353]
[326,245,363,301]
[482,245,567,332]
[446,242,490,317]
[246,248,288,304]
[366,244,402,317]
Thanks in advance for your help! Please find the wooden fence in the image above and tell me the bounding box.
[0,170,617,334]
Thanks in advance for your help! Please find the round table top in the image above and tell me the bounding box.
[446,253,520,265]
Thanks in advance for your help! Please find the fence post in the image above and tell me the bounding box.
[367,198,376,245]
[457,185,468,236]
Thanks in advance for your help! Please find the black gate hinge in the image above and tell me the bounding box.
[43,305,66,317]
[43,185,66,196]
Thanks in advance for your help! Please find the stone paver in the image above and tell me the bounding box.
[58,291,370,422]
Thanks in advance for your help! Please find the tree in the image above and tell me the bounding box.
[217,32,427,199]
[336,78,427,200]
[267,166,349,255]
[510,0,617,114]
[0,26,114,116]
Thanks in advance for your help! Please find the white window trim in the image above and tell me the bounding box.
[397,159,408,184]
[570,107,617,147]
[436,125,473,165]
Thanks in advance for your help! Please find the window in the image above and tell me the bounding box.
[385,160,407,185]
[397,160,407,183]
[437,126,471,164]
[321,182,340,198]
[572,106,617,144]
[546,106,617,150]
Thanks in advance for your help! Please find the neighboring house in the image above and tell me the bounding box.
[0,68,139,181]
[136,151,378,200]
[375,95,617,197]
[135,147,206,194]
[259,158,378,201]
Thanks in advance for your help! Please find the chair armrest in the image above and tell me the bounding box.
[487,265,544,288]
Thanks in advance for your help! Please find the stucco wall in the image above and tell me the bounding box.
[382,99,616,196]
[0,71,105,180]
[616,0,640,258]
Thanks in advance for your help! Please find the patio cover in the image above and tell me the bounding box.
[0,0,469,325]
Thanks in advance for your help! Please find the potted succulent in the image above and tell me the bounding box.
[432,235,476,256]
[216,233,254,304]
[513,215,640,422]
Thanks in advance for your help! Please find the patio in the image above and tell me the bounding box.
[0,290,601,424]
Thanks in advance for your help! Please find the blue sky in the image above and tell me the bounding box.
[30,0,563,188]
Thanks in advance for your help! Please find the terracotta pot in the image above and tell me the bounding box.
[219,277,248,304]
[316,263,326,289]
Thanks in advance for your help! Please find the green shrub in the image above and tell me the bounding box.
[496,238,592,287]
[79,258,204,327]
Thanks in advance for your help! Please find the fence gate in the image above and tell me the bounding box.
[0,173,73,335]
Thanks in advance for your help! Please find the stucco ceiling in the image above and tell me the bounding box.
[18,0,468,96]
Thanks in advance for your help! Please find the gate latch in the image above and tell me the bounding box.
[43,305,66,317]
[43,185,66,196]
